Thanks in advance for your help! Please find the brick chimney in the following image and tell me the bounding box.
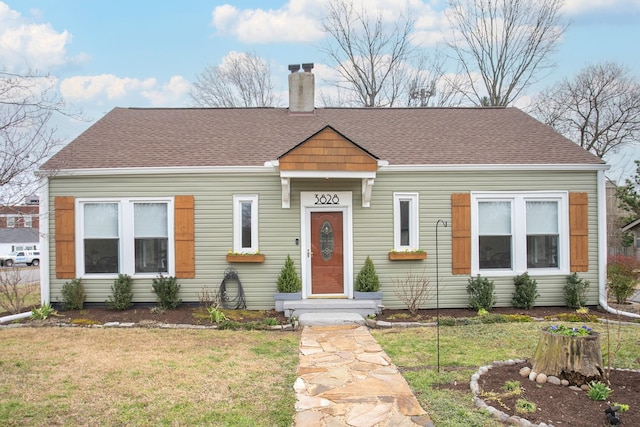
[288,63,314,113]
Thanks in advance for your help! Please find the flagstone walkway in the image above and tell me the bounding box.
[294,325,434,427]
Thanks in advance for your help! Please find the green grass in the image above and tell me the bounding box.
[0,328,300,427]
[373,321,640,426]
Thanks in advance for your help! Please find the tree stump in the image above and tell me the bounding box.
[531,328,603,385]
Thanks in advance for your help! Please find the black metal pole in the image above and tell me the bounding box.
[435,219,448,373]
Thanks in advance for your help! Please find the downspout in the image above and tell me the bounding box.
[597,170,640,319]
[39,175,50,306]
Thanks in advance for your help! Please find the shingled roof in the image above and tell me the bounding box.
[41,106,604,171]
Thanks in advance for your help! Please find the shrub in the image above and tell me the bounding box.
[607,255,639,304]
[511,272,539,309]
[30,304,58,320]
[393,269,431,314]
[565,273,590,309]
[467,275,496,311]
[61,278,85,310]
[152,275,182,309]
[106,274,134,310]
[587,381,612,401]
[355,256,380,292]
[276,255,302,293]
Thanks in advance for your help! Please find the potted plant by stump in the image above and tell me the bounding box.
[274,254,302,312]
[354,256,383,305]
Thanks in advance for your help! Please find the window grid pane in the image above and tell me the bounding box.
[400,200,410,246]
[241,201,252,249]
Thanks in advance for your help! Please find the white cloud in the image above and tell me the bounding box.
[211,0,442,44]
[562,0,640,15]
[0,1,77,71]
[60,74,190,107]
[212,2,324,43]
[142,76,191,106]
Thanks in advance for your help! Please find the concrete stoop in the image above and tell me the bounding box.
[298,312,365,326]
[282,298,378,318]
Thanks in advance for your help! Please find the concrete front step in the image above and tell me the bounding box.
[282,299,379,318]
[298,312,365,326]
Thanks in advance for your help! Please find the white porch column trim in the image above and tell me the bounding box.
[281,177,290,208]
[362,178,375,208]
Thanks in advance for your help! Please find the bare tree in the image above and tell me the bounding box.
[531,62,640,159]
[1,70,66,204]
[321,0,428,107]
[445,0,566,106]
[190,51,276,108]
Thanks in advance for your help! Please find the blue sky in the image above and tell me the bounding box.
[2,0,639,180]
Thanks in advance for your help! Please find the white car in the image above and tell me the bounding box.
[0,250,40,267]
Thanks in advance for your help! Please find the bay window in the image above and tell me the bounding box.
[472,192,568,275]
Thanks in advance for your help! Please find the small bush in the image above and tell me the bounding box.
[61,278,85,310]
[565,273,590,309]
[607,255,639,304]
[467,275,496,311]
[355,256,380,292]
[393,269,431,314]
[545,312,599,323]
[276,255,302,293]
[511,272,539,309]
[106,274,133,310]
[587,381,612,401]
[30,304,58,320]
[152,275,182,309]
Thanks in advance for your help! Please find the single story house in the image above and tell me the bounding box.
[37,64,614,314]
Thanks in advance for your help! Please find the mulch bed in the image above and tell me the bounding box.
[474,361,640,426]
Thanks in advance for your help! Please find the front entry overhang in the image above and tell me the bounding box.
[270,125,386,208]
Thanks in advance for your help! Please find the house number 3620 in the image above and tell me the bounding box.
[314,193,340,205]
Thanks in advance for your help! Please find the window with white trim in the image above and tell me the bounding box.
[233,195,258,253]
[472,192,568,276]
[393,193,419,251]
[77,198,174,276]
[24,215,33,228]
[7,216,16,228]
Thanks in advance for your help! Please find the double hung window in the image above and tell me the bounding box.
[472,192,567,275]
[78,198,173,276]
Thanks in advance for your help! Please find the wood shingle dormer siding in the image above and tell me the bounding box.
[278,126,378,172]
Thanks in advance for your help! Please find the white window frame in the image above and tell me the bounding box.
[7,216,16,228]
[393,192,419,251]
[76,197,175,278]
[233,195,259,253]
[24,215,33,228]
[471,191,569,276]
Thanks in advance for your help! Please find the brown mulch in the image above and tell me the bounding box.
[472,361,640,426]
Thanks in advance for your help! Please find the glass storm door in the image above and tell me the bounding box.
[310,211,344,294]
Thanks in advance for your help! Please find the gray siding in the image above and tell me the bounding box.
[47,169,601,309]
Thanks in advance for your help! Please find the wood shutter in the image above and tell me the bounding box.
[569,192,589,272]
[175,195,195,278]
[55,196,76,279]
[451,193,471,275]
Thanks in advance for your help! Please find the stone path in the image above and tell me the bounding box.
[294,325,434,427]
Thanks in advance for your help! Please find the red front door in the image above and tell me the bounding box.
[310,211,344,294]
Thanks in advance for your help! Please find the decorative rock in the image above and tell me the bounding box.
[581,384,590,391]
[569,386,582,392]
[561,379,570,386]
[528,371,537,382]
[547,376,561,385]
[535,373,548,384]
[519,366,531,377]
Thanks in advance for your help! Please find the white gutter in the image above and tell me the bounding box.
[597,170,640,319]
